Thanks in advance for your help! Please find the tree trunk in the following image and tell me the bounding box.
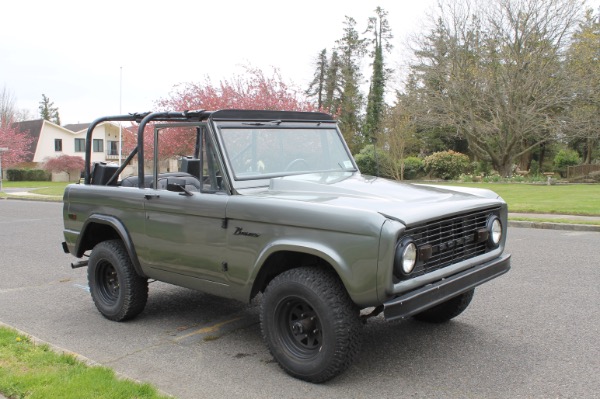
[538,143,546,173]
[584,138,595,164]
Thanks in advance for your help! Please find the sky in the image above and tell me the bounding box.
[2,0,599,125]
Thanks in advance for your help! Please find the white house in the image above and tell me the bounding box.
[13,119,124,181]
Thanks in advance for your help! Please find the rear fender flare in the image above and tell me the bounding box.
[76,214,146,278]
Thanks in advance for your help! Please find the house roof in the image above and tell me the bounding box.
[12,119,44,163]
[63,123,90,132]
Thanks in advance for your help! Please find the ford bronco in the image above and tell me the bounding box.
[62,109,511,382]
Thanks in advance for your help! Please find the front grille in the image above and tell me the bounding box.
[404,207,500,277]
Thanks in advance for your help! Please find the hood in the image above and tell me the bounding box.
[244,172,503,226]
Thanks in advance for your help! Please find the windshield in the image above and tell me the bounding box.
[218,127,356,180]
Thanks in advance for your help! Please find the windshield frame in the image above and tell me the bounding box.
[213,121,358,189]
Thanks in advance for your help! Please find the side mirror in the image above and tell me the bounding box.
[166,178,193,196]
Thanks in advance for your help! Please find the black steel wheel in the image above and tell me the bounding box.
[275,297,323,359]
[413,289,475,323]
[260,267,362,383]
[88,239,148,321]
[95,260,120,304]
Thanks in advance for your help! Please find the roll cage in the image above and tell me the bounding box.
[82,109,337,189]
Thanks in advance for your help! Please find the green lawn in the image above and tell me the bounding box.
[0,327,170,399]
[440,183,600,216]
[1,180,599,216]
[0,181,69,199]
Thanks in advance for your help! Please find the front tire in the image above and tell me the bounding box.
[260,267,362,383]
[88,239,148,321]
[413,289,475,323]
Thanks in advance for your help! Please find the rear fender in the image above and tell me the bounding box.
[76,214,146,278]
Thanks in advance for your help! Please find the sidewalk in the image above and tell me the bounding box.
[508,212,600,232]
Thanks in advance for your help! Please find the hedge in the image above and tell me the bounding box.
[6,169,51,181]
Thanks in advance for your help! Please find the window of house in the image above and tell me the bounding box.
[74,138,85,152]
[107,141,119,156]
[54,139,62,152]
[93,139,104,152]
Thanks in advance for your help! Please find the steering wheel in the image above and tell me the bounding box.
[285,158,310,171]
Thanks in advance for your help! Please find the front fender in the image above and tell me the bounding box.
[246,236,381,307]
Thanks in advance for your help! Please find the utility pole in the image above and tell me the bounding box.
[0,147,8,192]
[119,66,123,164]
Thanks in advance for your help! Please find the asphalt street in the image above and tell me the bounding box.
[0,200,599,398]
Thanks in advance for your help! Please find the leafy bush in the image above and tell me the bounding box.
[6,169,51,181]
[474,160,492,176]
[354,145,394,178]
[529,160,540,176]
[553,149,580,177]
[423,150,470,180]
[402,157,423,180]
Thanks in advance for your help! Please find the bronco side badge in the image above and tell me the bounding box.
[233,227,261,238]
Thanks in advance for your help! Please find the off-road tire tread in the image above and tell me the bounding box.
[88,239,148,321]
[260,267,362,383]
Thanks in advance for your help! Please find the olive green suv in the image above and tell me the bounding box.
[62,109,510,382]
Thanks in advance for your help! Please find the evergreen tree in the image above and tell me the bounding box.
[323,50,342,114]
[305,49,328,109]
[39,94,60,125]
[364,7,393,142]
[336,16,367,153]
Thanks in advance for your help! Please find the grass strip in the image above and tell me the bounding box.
[0,327,171,399]
[438,183,600,216]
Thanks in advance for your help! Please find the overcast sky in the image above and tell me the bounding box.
[2,0,598,124]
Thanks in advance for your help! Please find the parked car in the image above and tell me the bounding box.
[62,109,511,382]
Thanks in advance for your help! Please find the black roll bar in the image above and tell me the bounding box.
[83,113,150,184]
[135,110,209,188]
[84,109,325,187]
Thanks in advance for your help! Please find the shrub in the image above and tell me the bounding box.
[402,157,423,180]
[529,160,540,176]
[354,145,394,178]
[423,150,470,180]
[553,149,580,177]
[474,160,492,176]
[6,169,51,181]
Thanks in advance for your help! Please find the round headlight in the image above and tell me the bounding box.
[487,216,502,246]
[394,239,418,278]
[402,242,417,273]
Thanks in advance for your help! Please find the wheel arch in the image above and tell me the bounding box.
[76,214,147,278]
[249,243,350,302]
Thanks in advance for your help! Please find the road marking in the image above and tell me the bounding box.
[174,317,244,341]
[173,312,259,345]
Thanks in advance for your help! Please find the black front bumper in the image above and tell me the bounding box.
[383,253,511,321]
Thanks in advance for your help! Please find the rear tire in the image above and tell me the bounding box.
[413,289,474,323]
[88,239,148,321]
[260,267,362,383]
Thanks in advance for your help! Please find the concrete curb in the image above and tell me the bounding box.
[508,220,600,232]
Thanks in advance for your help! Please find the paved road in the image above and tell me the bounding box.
[1,200,599,398]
